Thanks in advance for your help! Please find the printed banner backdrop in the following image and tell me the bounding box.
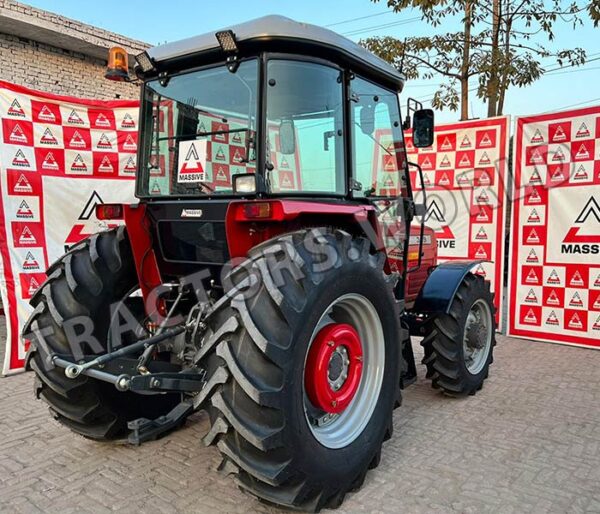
[508,106,600,349]
[0,81,139,374]
[397,116,510,330]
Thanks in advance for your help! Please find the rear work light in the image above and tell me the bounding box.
[243,202,272,219]
[96,203,124,220]
[134,51,155,73]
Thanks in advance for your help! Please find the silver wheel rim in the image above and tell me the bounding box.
[303,293,385,449]
[462,298,493,375]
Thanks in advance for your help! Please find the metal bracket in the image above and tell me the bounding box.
[128,400,194,445]
[129,371,205,393]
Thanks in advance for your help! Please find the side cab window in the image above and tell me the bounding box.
[350,76,408,198]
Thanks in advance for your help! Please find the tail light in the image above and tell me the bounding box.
[96,203,124,220]
[243,202,272,219]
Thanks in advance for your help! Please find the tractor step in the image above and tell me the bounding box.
[128,400,194,445]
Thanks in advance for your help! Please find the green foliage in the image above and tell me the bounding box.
[362,0,596,116]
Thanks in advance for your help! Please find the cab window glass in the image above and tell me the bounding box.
[266,60,345,194]
[351,77,407,198]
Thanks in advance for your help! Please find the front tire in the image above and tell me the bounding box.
[421,273,496,396]
[197,229,402,511]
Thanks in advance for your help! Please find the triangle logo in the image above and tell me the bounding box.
[19,226,37,245]
[40,127,58,145]
[67,109,84,125]
[575,143,590,160]
[23,251,39,270]
[547,290,560,306]
[526,248,539,263]
[570,270,584,287]
[568,312,583,329]
[525,289,538,303]
[70,130,87,148]
[28,277,41,297]
[124,156,136,172]
[98,155,114,173]
[9,123,28,144]
[547,269,561,285]
[97,133,112,149]
[527,209,541,223]
[42,151,59,170]
[12,149,30,168]
[16,199,33,218]
[440,136,453,151]
[545,311,559,326]
[121,112,136,128]
[123,134,137,151]
[526,268,539,284]
[475,227,488,240]
[95,113,111,128]
[70,154,87,172]
[569,292,584,308]
[14,174,33,193]
[439,155,452,168]
[576,122,590,138]
[8,98,26,117]
[39,104,56,122]
[530,129,544,143]
[524,308,538,324]
[480,132,492,147]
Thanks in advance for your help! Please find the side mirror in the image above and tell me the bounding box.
[279,120,296,155]
[359,105,375,135]
[413,109,434,148]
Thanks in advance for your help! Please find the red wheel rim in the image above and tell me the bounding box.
[304,323,363,414]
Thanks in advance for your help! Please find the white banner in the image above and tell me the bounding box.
[0,80,138,374]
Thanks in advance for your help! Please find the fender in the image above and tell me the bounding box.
[411,260,487,315]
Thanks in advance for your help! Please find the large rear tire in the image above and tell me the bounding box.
[421,273,496,396]
[196,229,402,512]
[24,227,179,440]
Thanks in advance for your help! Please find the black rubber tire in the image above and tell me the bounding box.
[420,273,496,396]
[196,229,402,512]
[24,226,179,440]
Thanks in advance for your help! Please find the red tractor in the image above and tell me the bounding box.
[24,16,496,512]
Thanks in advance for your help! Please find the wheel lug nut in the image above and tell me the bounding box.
[331,400,337,407]
[355,356,363,362]
[327,341,335,347]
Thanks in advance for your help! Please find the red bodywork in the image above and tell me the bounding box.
[122,204,164,303]
[119,200,437,313]
[225,199,383,258]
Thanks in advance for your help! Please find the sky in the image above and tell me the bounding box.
[25,0,600,124]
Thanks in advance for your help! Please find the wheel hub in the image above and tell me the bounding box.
[304,323,363,414]
[462,298,493,374]
[466,314,487,350]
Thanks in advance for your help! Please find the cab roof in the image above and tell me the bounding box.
[146,15,405,90]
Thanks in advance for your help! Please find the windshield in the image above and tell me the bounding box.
[138,59,258,197]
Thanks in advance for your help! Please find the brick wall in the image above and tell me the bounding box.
[0,0,149,100]
[0,33,141,100]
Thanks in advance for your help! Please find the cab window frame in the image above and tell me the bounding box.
[348,73,408,200]
[262,53,348,199]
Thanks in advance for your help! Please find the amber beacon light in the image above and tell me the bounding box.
[105,46,130,81]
